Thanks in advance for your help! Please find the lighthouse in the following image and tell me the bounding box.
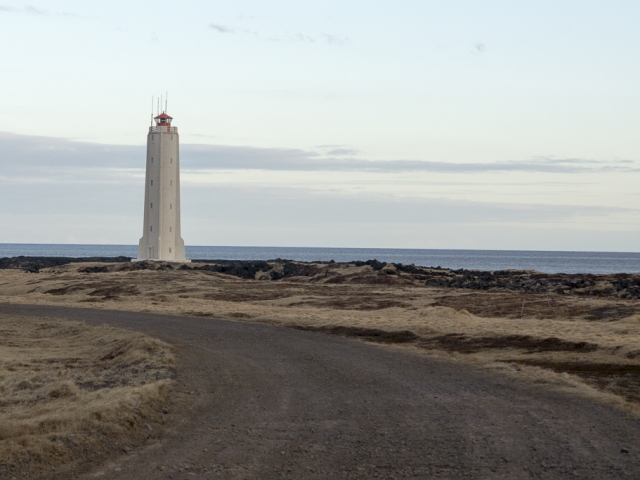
[135,107,188,262]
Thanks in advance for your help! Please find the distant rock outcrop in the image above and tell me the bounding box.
[0,256,132,273]
[3,256,640,299]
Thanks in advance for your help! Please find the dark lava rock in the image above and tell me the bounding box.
[0,256,132,272]
[185,260,271,279]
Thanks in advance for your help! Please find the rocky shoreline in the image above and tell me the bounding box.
[2,256,640,300]
[0,256,132,272]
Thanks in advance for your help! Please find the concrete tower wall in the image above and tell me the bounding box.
[136,122,187,262]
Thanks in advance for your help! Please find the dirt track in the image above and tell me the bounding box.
[2,304,639,479]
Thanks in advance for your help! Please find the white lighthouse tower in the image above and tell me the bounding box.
[135,106,188,262]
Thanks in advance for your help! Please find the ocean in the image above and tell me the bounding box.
[0,244,639,274]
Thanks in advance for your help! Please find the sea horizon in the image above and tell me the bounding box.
[1,243,640,275]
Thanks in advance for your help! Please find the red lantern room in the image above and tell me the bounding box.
[154,112,173,126]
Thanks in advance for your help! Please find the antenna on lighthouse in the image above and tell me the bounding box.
[165,91,168,113]
[151,96,154,126]
[157,97,160,116]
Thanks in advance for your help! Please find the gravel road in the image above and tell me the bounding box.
[2,304,639,479]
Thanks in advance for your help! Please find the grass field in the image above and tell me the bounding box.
[0,313,175,479]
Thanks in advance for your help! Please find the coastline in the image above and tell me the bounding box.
[2,245,640,274]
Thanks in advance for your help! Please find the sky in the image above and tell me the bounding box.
[1,0,639,251]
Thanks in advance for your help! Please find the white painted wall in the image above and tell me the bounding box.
[136,125,188,261]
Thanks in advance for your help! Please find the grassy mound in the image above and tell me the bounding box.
[0,315,175,479]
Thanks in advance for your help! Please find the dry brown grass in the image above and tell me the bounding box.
[0,314,175,479]
[1,261,639,417]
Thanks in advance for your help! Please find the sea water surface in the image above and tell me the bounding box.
[1,244,639,274]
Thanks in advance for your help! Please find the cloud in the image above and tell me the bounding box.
[0,134,636,249]
[209,23,235,33]
[1,177,632,227]
[325,148,358,156]
[322,34,350,46]
[207,23,348,46]
[2,181,636,248]
[183,184,634,226]
[316,144,359,156]
[0,132,143,171]
[0,132,637,175]
[0,4,84,17]
[179,145,638,173]
[24,5,44,15]
[294,33,314,43]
